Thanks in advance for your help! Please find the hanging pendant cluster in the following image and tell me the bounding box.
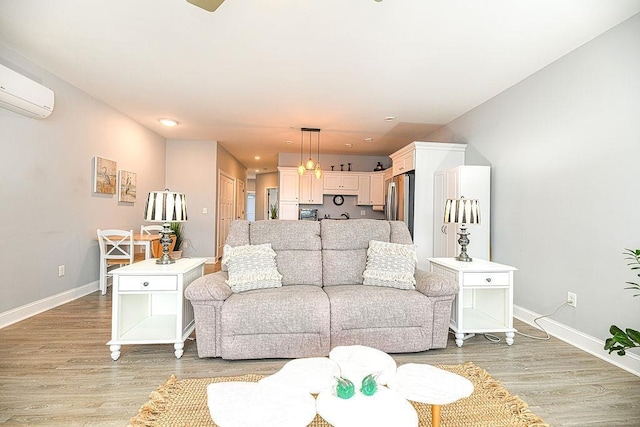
[298,128,322,179]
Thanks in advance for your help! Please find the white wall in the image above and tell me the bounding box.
[0,45,166,317]
[166,139,218,258]
[427,14,640,351]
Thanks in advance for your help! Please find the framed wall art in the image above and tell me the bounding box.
[93,157,117,194]
[118,170,137,203]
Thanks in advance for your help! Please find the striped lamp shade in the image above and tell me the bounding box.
[144,190,188,222]
[444,197,480,224]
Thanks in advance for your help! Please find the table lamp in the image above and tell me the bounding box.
[144,189,188,264]
[444,197,480,262]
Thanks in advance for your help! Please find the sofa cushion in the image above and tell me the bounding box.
[221,285,330,359]
[222,243,283,293]
[324,285,434,352]
[362,240,417,290]
[250,221,323,286]
[322,220,391,286]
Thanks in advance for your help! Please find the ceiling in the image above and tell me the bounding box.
[1,1,639,175]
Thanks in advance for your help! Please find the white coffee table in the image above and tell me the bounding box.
[207,347,474,427]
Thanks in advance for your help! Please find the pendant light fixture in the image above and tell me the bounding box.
[299,128,322,179]
[314,129,322,179]
[297,130,306,175]
[305,129,315,171]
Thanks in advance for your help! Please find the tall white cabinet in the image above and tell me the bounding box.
[391,142,467,269]
[433,165,491,260]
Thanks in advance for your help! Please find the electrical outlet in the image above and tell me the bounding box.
[360,210,366,216]
[58,265,65,277]
[567,292,577,308]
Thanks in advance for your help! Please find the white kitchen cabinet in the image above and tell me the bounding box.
[356,172,385,206]
[433,165,490,260]
[429,257,516,347]
[278,167,299,201]
[279,201,300,220]
[278,167,299,219]
[370,172,385,206]
[323,172,359,195]
[300,173,323,204]
[357,175,371,205]
[391,147,415,176]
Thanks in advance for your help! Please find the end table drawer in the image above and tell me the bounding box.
[118,275,177,291]
[463,272,509,287]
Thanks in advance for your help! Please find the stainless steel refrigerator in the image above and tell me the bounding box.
[385,171,415,237]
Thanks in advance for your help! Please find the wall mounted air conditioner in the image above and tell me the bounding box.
[0,63,55,119]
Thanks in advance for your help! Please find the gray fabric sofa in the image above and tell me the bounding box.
[185,219,458,359]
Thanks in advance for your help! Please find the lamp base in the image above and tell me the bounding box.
[156,223,176,265]
[455,225,473,262]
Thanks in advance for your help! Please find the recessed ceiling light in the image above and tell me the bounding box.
[159,118,178,127]
[285,140,292,144]
[255,169,260,173]
[345,143,353,147]
[364,138,373,143]
[254,155,261,160]
[385,116,395,122]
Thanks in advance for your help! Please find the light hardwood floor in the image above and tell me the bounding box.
[1,269,639,426]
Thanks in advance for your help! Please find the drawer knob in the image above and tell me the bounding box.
[485,277,492,283]
[143,281,150,287]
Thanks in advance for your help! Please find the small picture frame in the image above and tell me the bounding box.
[118,170,137,203]
[93,157,117,194]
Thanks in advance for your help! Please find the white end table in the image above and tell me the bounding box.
[107,257,205,360]
[429,258,517,347]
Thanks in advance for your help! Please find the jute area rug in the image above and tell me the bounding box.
[129,362,547,427]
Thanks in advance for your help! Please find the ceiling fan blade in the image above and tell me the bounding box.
[186,0,225,12]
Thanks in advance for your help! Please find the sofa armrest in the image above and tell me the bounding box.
[185,271,233,302]
[414,269,458,297]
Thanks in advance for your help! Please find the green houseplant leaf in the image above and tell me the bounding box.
[604,250,640,356]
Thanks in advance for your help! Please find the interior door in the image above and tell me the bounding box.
[236,179,245,220]
[217,172,235,258]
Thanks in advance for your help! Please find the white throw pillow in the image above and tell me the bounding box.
[222,243,283,293]
[362,240,417,290]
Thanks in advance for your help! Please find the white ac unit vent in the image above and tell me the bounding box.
[0,64,55,119]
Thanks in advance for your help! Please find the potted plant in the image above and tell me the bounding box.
[604,248,640,356]
[270,203,278,220]
[169,222,184,259]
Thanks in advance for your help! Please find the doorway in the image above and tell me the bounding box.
[266,187,278,219]
[217,171,235,258]
[246,191,256,222]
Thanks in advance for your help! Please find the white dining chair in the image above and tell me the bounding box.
[140,224,171,258]
[140,224,164,235]
[97,229,144,295]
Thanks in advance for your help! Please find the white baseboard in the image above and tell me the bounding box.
[514,305,640,377]
[0,281,100,329]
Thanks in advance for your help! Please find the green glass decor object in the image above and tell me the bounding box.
[335,377,355,399]
[360,373,378,396]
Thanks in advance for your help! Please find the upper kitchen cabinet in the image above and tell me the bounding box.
[300,173,323,204]
[391,146,415,176]
[323,171,359,195]
[357,171,385,206]
[278,167,299,220]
